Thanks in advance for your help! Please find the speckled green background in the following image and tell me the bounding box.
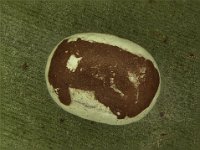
[1,0,200,150]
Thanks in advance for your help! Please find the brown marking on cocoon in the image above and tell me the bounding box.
[48,39,160,119]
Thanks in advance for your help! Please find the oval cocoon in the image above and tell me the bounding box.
[45,33,161,125]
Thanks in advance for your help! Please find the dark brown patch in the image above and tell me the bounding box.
[60,118,64,123]
[159,112,165,117]
[48,39,160,119]
[184,52,198,60]
[189,53,194,57]
[160,133,167,136]
[21,62,29,70]
[162,36,168,43]
[187,52,197,59]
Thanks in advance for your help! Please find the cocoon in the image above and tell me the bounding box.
[45,33,161,125]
